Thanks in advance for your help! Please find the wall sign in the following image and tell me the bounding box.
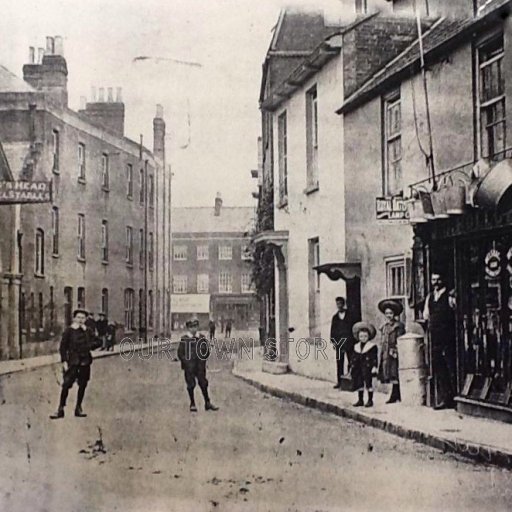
[376,196,409,224]
[0,180,52,204]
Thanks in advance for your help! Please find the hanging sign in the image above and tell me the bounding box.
[376,196,409,224]
[0,180,52,204]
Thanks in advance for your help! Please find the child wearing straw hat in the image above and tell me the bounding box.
[351,321,378,407]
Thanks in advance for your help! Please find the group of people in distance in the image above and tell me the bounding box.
[331,296,405,408]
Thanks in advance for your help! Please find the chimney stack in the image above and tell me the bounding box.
[38,48,45,64]
[29,47,35,64]
[153,104,166,164]
[214,192,223,216]
[79,85,125,137]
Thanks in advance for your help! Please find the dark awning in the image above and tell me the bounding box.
[313,262,361,282]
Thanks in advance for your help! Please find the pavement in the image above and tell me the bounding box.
[1,352,512,511]
[233,353,512,470]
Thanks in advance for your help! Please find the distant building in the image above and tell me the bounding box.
[0,37,172,360]
[171,195,258,332]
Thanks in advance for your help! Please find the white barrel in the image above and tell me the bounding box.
[398,332,427,406]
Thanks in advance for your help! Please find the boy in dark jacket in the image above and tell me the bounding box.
[351,321,378,408]
[178,317,219,412]
[50,309,101,419]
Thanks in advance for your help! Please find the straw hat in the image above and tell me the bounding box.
[378,299,404,316]
[352,321,377,341]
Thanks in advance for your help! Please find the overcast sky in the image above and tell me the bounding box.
[0,0,361,207]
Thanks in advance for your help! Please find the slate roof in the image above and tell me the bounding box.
[172,207,255,235]
[0,65,35,93]
[339,0,512,114]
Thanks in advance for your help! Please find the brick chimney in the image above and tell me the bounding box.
[153,104,166,164]
[23,36,68,107]
[79,86,125,136]
[214,192,223,216]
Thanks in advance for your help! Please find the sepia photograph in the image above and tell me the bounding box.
[1,0,512,510]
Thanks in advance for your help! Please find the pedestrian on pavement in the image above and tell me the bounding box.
[330,296,356,389]
[106,321,117,351]
[85,311,97,337]
[50,309,102,419]
[225,318,233,338]
[97,313,109,350]
[423,271,457,409]
[177,317,219,413]
[377,299,405,404]
[220,317,225,334]
[208,317,216,342]
[351,321,378,408]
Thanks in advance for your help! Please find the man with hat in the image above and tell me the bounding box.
[351,321,378,407]
[330,297,356,389]
[177,316,219,412]
[50,309,102,419]
[377,299,405,404]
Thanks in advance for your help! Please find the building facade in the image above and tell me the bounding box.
[0,37,172,360]
[171,196,258,333]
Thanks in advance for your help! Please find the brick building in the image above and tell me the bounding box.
[171,196,258,332]
[0,37,172,360]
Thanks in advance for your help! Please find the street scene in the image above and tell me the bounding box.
[2,0,512,510]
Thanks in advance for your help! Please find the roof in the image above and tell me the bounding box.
[0,65,35,93]
[172,207,255,235]
[339,0,512,114]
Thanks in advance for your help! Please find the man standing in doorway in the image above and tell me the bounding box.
[330,297,355,389]
[50,309,101,419]
[424,272,457,409]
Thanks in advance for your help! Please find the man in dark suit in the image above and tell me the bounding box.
[330,297,355,389]
[50,309,101,419]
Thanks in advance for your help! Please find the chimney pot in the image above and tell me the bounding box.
[107,87,114,102]
[99,87,105,102]
[214,192,223,216]
[54,36,64,56]
[46,36,55,54]
[116,87,122,102]
[29,47,35,64]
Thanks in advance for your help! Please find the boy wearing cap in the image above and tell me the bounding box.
[351,321,378,407]
[50,309,102,419]
[178,318,219,412]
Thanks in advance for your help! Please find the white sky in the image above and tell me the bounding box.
[0,0,361,207]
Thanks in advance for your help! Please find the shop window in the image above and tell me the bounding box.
[383,89,402,196]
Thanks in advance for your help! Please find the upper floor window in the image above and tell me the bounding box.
[78,143,86,181]
[219,272,233,293]
[126,226,133,265]
[383,90,402,196]
[173,275,188,294]
[52,130,60,173]
[197,273,209,294]
[148,174,155,208]
[51,206,59,256]
[101,220,109,262]
[77,287,86,310]
[173,245,188,261]
[124,288,135,331]
[77,214,86,261]
[101,288,109,317]
[139,168,145,204]
[278,111,288,205]
[139,228,145,269]
[306,86,319,191]
[478,34,505,159]
[101,153,109,190]
[126,163,133,199]
[35,228,45,276]
[218,244,232,260]
[197,244,209,260]
[148,232,154,271]
[241,273,253,293]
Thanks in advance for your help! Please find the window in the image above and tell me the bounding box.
[173,275,188,294]
[218,244,232,260]
[101,153,109,190]
[197,274,209,293]
[478,34,505,159]
[51,207,59,256]
[197,244,209,260]
[241,243,252,261]
[124,288,135,331]
[355,0,368,14]
[219,272,233,293]
[148,174,155,207]
[138,289,144,330]
[64,287,73,327]
[386,258,406,317]
[77,287,86,310]
[101,288,109,317]
[78,143,86,181]
[126,226,133,265]
[173,245,188,261]
[148,232,154,271]
[52,130,60,173]
[49,286,55,333]
[38,292,44,330]
[139,168,145,204]
[241,273,253,293]
[101,220,109,262]
[126,163,133,198]
[148,290,154,329]
[308,238,320,337]
[306,86,319,190]
[383,90,402,196]
[35,228,45,275]
[77,214,86,260]
[139,228,145,269]
[278,111,288,204]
